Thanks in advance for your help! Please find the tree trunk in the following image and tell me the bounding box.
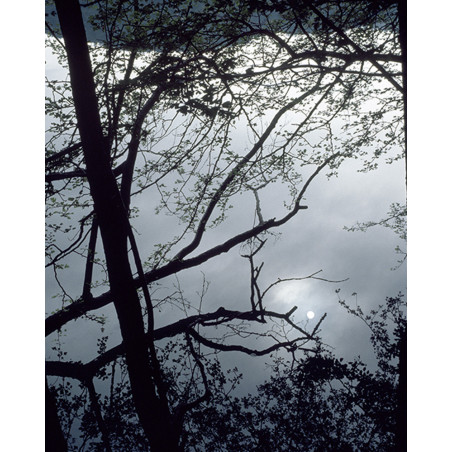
[53,1,179,449]
[45,379,68,452]
[395,327,407,451]
[397,0,407,183]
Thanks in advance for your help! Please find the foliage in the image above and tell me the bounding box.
[344,202,407,269]
[45,0,405,450]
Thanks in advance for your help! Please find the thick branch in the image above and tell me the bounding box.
[46,153,339,335]
[46,169,87,182]
[120,86,164,210]
[173,76,328,262]
[46,306,314,381]
[188,328,313,357]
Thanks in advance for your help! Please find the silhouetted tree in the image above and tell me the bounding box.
[47,294,406,450]
[182,294,406,451]
[45,1,405,450]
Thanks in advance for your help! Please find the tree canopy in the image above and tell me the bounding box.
[45,0,406,450]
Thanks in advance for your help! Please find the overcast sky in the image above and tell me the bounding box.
[44,15,410,451]
[4,2,452,449]
[44,33,407,392]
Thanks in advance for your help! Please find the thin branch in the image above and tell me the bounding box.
[175,333,211,421]
[305,1,403,93]
[45,142,83,164]
[173,75,329,262]
[45,21,66,51]
[46,153,340,336]
[262,270,348,299]
[252,189,265,225]
[312,312,327,337]
[82,217,98,300]
[241,237,266,319]
[46,215,92,268]
[123,196,170,406]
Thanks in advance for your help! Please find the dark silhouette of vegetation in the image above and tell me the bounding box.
[185,294,406,452]
[45,0,406,450]
[47,294,406,451]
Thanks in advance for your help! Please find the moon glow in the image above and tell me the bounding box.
[306,311,315,320]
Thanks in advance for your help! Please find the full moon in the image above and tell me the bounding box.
[306,311,315,320]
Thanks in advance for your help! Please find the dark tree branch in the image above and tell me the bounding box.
[45,378,68,452]
[293,50,402,64]
[46,152,339,336]
[304,0,403,93]
[45,20,66,51]
[261,270,348,299]
[46,142,83,164]
[172,76,329,262]
[85,378,113,452]
[54,1,177,448]
[241,237,266,319]
[223,25,402,65]
[109,48,137,157]
[46,169,87,182]
[124,213,170,407]
[188,328,314,357]
[82,216,98,300]
[174,333,211,426]
[46,160,126,181]
[120,86,165,211]
[46,214,93,268]
[46,306,318,382]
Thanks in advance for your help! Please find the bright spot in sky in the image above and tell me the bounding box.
[306,311,315,320]
[272,283,307,306]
